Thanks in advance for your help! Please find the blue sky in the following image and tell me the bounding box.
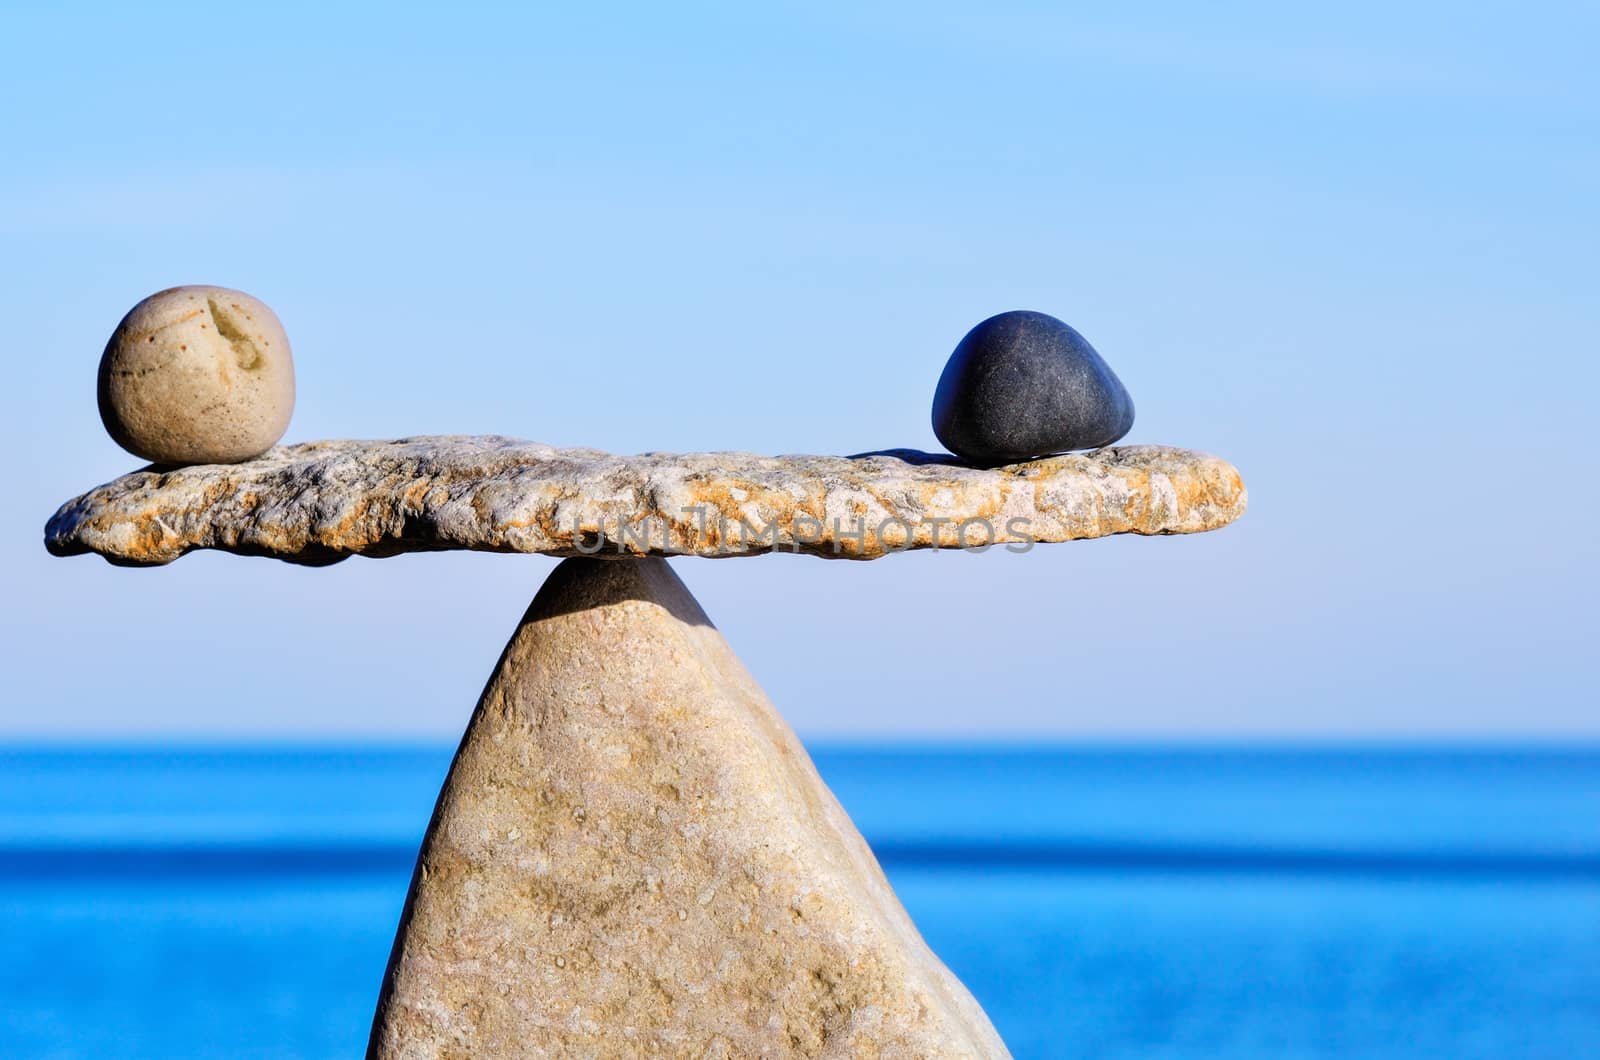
[2,2,1595,737]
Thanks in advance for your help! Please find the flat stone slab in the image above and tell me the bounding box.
[45,436,1246,566]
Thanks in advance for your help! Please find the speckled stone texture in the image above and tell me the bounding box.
[932,310,1135,466]
[45,436,1245,565]
[368,557,1011,1059]
[97,286,295,465]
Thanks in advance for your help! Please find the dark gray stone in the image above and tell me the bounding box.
[931,310,1135,466]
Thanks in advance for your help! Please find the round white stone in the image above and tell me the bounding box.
[97,285,295,465]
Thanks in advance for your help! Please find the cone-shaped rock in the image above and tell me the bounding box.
[932,310,1135,467]
[369,557,1009,1058]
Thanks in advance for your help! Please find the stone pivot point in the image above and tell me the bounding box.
[98,285,295,465]
[932,310,1135,467]
[370,557,1008,1058]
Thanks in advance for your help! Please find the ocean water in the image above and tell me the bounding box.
[2,746,1597,1059]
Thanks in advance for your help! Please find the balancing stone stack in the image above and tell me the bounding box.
[47,437,1246,1058]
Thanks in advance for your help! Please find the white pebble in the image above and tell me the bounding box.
[97,285,294,465]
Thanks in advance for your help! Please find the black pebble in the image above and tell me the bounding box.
[931,310,1135,467]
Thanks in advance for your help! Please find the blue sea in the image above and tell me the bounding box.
[2,746,1597,1059]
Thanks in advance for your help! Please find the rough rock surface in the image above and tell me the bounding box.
[368,557,1010,1059]
[46,436,1246,565]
